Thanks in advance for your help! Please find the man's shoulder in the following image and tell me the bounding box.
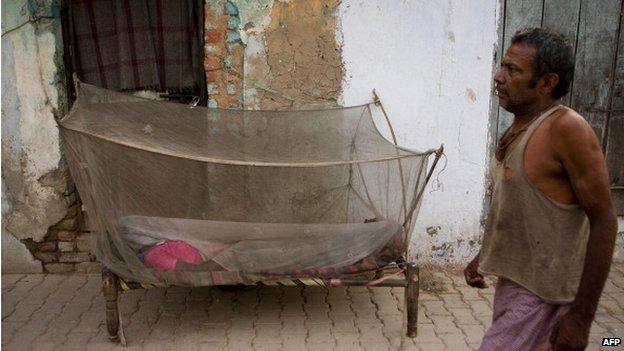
[549,106,594,142]
[547,106,601,158]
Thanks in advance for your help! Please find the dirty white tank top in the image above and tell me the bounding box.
[478,105,590,304]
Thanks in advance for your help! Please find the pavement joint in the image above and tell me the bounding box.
[4,264,624,350]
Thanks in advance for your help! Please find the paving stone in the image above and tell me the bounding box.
[416,343,446,351]
[459,324,486,344]
[44,263,74,273]
[431,315,463,335]
[361,342,391,351]
[470,300,492,317]
[443,333,470,350]
[440,294,468,308]
[457,286,484,301]
[281,335,307,350]
[3,301,42,323]
[74,262,102,273]
[449,307,480,325]
[469,342,482,350]
[331,316,359,333]
[423,300,452,316]
[4,264,624,350]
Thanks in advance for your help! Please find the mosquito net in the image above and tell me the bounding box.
[59,82,439,286]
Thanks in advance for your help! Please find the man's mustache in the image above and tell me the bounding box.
[494,84,507,96]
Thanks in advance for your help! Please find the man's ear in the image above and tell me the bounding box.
[540,73,560,96]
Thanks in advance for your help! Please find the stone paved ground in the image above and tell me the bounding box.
[2,264,624,351]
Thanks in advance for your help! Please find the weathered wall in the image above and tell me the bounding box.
[1,0,70,272]
[232,0,343,109]
[337,0,500,264]
[204,0,245,109]
[209,0,500,264]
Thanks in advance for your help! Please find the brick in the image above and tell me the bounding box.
[59,252,91,263]
[206,70,222,84]
[34,252,57,263]
[57,230,77,241]
[58,241,75,252]
[76,233,93,252]
[44,263,74,273]
[205,55,223,71]
[205,29,224,44]
[74,262,102,273]
[54,217,78,231]
[38,241,57,252]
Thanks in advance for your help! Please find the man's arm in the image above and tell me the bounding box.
[549,112,618,350]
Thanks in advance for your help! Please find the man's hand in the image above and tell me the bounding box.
[549,311,591,351]
[464,255,488,288]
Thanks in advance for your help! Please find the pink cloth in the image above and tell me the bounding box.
[143,241,204,271]
[479,278,570,351]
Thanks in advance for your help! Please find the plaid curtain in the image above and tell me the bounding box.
[69,0,202,93]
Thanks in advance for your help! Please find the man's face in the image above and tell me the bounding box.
[494,43,540,113]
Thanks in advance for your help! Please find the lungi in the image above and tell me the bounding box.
[479,278,571,351]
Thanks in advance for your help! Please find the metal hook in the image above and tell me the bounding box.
[189,96,200,108]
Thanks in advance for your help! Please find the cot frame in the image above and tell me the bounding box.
[102,261,420,346]
[101,144,443,346]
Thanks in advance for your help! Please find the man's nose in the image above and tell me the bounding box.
[493,69,504,85]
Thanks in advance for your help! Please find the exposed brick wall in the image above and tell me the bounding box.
[204,0,244,108]
[23,181,101,273]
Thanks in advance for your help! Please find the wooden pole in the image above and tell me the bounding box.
[405,263,420,337]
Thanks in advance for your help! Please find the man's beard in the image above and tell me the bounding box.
[496,87,535,115]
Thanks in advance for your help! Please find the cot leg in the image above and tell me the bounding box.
[405,263,419,338]
[102,268,120,341]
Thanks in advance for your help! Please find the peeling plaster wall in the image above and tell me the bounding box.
[227,0,500,263]
[233,0,343,109]
[2,0,68,272]
[337,0,499,264]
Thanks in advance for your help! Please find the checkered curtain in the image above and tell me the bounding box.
[69,0,202,93]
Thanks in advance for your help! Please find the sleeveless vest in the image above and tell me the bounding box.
[478,105,590,304]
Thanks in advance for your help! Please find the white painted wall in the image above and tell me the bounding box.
[2,1,69,272]
[337,0,500,264]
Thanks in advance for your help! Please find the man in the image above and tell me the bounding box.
[465,28,618,351]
